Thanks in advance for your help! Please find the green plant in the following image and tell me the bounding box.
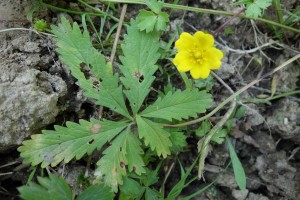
[19,8,214,198]
[34,19,48,32]
[234,0,272,18]
[16,0,300,199]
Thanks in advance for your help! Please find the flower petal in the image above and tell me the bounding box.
[194,31,214,49]
[173,51,195,72]
[203,47,224,69]
[190,65,210,79]
[175,32,195,52]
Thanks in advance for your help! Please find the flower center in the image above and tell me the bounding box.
[192,50,204,64]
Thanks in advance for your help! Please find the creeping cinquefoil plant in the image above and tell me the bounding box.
[18,0,247,199]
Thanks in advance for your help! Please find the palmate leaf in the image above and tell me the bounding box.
[51,17,109,96]
[235,0,272,18]
[146,0,163,14]
[51,18,130,119]
[137,10,157,33]
[18,174,72,200]
[140,89,212,121]
[136,116,172,158]
[137,10,169,33]
[96,127,145,192]
[120,20,160,115]
[18,119,128,168]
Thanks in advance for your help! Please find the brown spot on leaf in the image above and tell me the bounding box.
[120,161,125,169]
[90,124,102,134]
[134,71,141,79]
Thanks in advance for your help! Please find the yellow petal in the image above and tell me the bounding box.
[190,65,210,79]
[175,32,194,52]
[194,31,214,49]
[173,51,195,72]
[203,47,224,69]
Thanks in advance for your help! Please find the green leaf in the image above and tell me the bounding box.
[18,174,72,200]
[146,0,163,14]
[196,120,212,137]
[120,20,160,115]
[96,127,145,192]
[166,159,195,200]
[51,18,131,119]
[243,0,272,18]
[119,178,145,200]
[51,17,109,94]
[136,116,172,158]
[76,184,115,200]
[145,188,162,200]
[193,75,214,91]
[137,10,169,32]
[169,131,187,152]
[211,129,227,144]
[235,106,246,119]
[97,74,132,119]
[226,137,246,190]
[156,12,169,32]
[137,10,157,33]
[254,0,272,8]
[18,119,128,167]
[140,89,212,121]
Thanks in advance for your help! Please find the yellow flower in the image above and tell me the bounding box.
[173,31,223,79]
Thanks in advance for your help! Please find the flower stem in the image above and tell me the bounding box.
[180,72,193,90]
[101,0,300,34]
[39,0,119,22]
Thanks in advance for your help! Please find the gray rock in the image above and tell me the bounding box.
[267,98,300,142]
[232,189,249,200]
[0,68,66,151]
[246,193,269,200]
[0,33,67,152]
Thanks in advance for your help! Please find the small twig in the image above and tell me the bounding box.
[99,3,127,119]
[0,19,30,23]
[211,71,233,93]
[85,154,93,177]
[213,7,246,36]
[0,160,20,169]
[160,156,177,194]
[98,105,104,120]
[0,172,13,176]
[110,4,127,62]
[288,147,300,161]
[216,39,278,54]
[45,167,51,175]
[198,71,236,178]
[0,27,54,37]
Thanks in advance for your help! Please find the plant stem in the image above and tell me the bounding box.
[243,90,300,103]
[101,0,300,34]
[40,0,119,22]
[180,72,193,90]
